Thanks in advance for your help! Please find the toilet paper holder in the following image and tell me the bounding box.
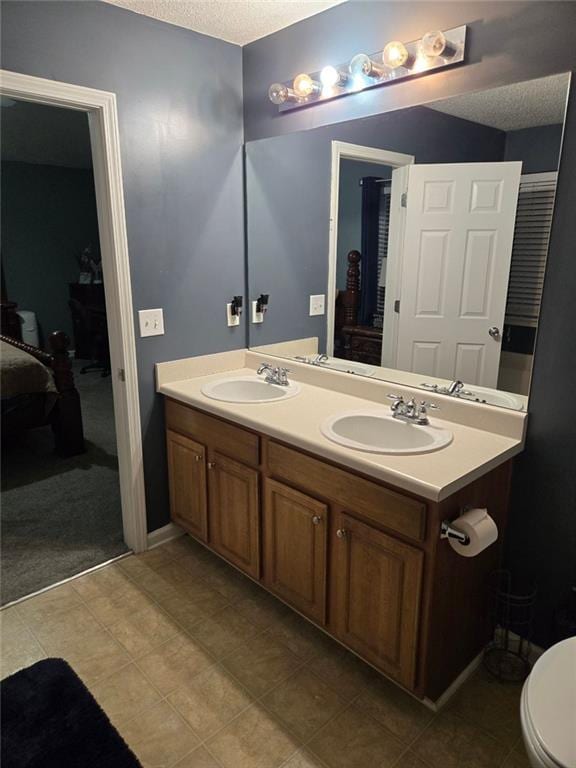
[440,520,470,546]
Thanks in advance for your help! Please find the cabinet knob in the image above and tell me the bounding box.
[207,461,216,469]
[336,528,347,539]
[311,515,322,525]
[194,454,202,462]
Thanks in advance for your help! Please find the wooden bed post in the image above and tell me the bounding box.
[49,331,85,456]
[343,250,361,326]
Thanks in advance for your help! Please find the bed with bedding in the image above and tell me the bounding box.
[1,332,85,456]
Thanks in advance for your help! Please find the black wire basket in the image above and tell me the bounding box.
[483,569,536,682]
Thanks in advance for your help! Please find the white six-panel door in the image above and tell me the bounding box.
[395,162,521,387]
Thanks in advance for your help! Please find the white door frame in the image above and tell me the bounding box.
[326,141,414,356]
[0,69,148,553]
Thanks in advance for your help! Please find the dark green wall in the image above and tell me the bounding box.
[1,161,100,348]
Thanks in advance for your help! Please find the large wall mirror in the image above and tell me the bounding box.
[245,73,570,410]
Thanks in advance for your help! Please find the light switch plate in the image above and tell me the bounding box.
[252,300,264,324]
[138,308,164,337]
[227,303,241,327]
[309,294,325,316]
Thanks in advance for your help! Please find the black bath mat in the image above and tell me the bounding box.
[1,658,141,768]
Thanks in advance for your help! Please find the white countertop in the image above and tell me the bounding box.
[158,358,525,502]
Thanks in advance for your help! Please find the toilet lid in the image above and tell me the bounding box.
[526,637,576,767]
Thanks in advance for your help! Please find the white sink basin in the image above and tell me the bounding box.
[321,410,453,454]
[201,376,300,404]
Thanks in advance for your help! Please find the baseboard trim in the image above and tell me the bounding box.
[424,650,484,711]
[147,522,184,549]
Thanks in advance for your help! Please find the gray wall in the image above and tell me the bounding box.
[336,160,392,291]
[243,2,576,645]
[247,106,504,349]
[1,0,245,532]
[1,161,100,346]
[504,124,564,174]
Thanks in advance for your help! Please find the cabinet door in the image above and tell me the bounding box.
[263,479,328,624]
[166,429,208,542]
[331,512,423,688]
[208,452,260,579]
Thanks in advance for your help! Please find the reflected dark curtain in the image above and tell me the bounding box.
[358,177,380,326]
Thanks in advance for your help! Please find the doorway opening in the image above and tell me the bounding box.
[0,70,147,606]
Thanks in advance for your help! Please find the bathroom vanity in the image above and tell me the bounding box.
[158,351,526,703]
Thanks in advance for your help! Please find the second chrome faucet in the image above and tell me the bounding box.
[387,394,439,425]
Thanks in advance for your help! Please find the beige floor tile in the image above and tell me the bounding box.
[234,590,291,628]
[394,750,433,768]
[16,584,83,628]
[71,563,136,600]
[138,632,215,695]
[121,700,199,768]
[0,625,46,679]
[160,587,229,633]
[0,606,26,641]
[206,703,300,768]
[221,633,301,697]
[87,587,156,626]
[307,704,404,768]
[355,673,433,742]
[137,562,199,601]
[60,630,132,686]
[307,640,375,701]
[168,663,253,738]
[264,613,330,661]
[31,604,105,649]
[91,662,161,730]
[188,606,263,659]
[411,710,508,768]
[135,545,177,569]
[201,565,260,602]
[501,743,532,768]
[108,603,180,656]
[282,750,329,768]
[445,667,523,748]
[174,746,222,768]
[160,536,203,560]
[117,554,159,579]
[262,669,346,741]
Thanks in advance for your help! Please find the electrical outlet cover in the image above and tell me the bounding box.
[252,300,264,324]
[309,294,325,316]
[138,308,164,337]
[226,303,241,327]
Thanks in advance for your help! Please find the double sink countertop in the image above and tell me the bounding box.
[156,349,527,503]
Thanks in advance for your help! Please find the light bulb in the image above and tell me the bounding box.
[293,73,319,98]
[349,53,384,79]
[382,40,411,69]
[420,30,455,58]
[320,65,340,88]
[268,83,289,105]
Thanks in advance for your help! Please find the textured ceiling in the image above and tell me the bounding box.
[429,73,570,131]
[102,0,346,45]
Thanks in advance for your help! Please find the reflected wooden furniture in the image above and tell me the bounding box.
[335,249,383,364]
[1,331,85,456]
[165,398,512,699]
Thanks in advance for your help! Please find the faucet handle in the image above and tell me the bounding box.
[387,393,404,401]
[420,400,439,409]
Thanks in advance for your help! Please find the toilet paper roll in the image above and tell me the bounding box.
[449,508,498,557]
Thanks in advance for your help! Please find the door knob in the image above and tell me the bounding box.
[336,528,347,539]
[311,515,322,525]
[488,326,501,340]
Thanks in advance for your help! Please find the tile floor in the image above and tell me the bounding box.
[0,536,532,768]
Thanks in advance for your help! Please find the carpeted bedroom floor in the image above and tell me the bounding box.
[1,360,128,605]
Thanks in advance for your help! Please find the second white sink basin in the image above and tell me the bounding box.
[201,376,300,404]
[321,410,453,454]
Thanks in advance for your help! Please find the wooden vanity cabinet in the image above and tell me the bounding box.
[165,398,512,700]
[263,479,328,625]
[166,429,208,542]
[330,512,424,689]
[208,452,260,579]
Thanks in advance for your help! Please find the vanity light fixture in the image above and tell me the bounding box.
[267,25,466,112]
[382,41,414,70]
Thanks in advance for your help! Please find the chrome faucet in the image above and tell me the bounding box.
[387,394,439,425]
[421,380,474,398]
[257,362,291,386]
